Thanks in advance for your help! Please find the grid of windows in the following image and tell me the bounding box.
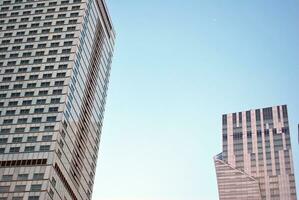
[0,0,115,199]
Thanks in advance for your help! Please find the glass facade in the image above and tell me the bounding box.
[0,0,115,199]
[215,105,297,200]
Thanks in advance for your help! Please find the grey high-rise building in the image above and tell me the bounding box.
[214,105,297,200]
[0,0,115,199]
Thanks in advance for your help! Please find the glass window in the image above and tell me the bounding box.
[33,173,44,180]
[1,175,13,181]
[27,136,37,142]
[14,185,26,192]
[39,145,50,151]
[9,147,20,153]
[17,174,28,180]
[24,146,34,152]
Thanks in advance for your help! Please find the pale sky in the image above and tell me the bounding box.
[93,1,299,199]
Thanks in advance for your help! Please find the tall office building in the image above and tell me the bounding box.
[0,0,115,199]
[214,105,297,200]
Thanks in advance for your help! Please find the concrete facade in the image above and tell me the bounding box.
[0,0,115,199]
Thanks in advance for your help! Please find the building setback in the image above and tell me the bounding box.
[0,0,115,199]
[214,105,297,200]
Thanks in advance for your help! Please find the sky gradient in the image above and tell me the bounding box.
[93,1,299,199]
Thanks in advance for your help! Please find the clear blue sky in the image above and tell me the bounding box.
[93,1,299,200]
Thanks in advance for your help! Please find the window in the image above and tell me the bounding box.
[16,76,25,81]
[49,107,59,112]
[51,177,56,186]
[3,119,13,124]
[47,57,56,62]
[21,17,29,21]
[37,44,46,48]
[59,7,67,11]
[54,28,63,32]
[15,128,25,133]
[34,108,44,113]
[55,81,64,86]
[56,20,64,25]
[17,174,28,180]
[0,148,5,153]
[0,138,8,144]
[9,147,20,153]
[17,118,27,123]
[51,42,59,47]
[44,22,52,26]
[58,14,66,18]
[28,196,39,200]
[27,37,35,42]
[36,99,46,104]
[25,91,34,97]
[36,51,44,56]
[57,72,66,77]
[0,128,10,134]
[6,110,16,115]
[12,197,22,200]
[20,109,30,114]
[32,117,42,123]
[27,136,37,142]
[38,90,48,95]
[72,6,80,10]
[30,127,39,132]
[31,67,41,71]
[29,30,38,35]
[33,59,42,63]
[27,83,36,88]
[5,69,14,73]
[42,135,52,141]
[64,41,72,46]
[43,74,52,78]
[41,29,50,33]
[33,173,44,180]
[45,15,54,19]
[44,126,54,131]
[14,185,26,192]
[1,175,13,181]
[0,85,9,90]
[47,116,56,122]
[13,84,22,89]
[22,100,32,105]
[51,98,60,103]
[39,145,50,151]
[24,146,34,152]
[0,186,10,192]
[11,93,21,97]
[37,3,45,7]
[45,65,54,70]
[62,49,71,54]
[40,36,48,41]
[53,89,62,95]
[47,8,55,12]
[9,101,18,106]
[49,188,54,197]
[70,12,79,17]
[2,77,12,82]
[12,137,22,143]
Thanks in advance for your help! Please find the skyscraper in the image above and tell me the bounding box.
[214,105,297,200]
[0,0,115,199]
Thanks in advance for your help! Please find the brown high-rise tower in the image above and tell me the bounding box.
[215,105,297,200]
